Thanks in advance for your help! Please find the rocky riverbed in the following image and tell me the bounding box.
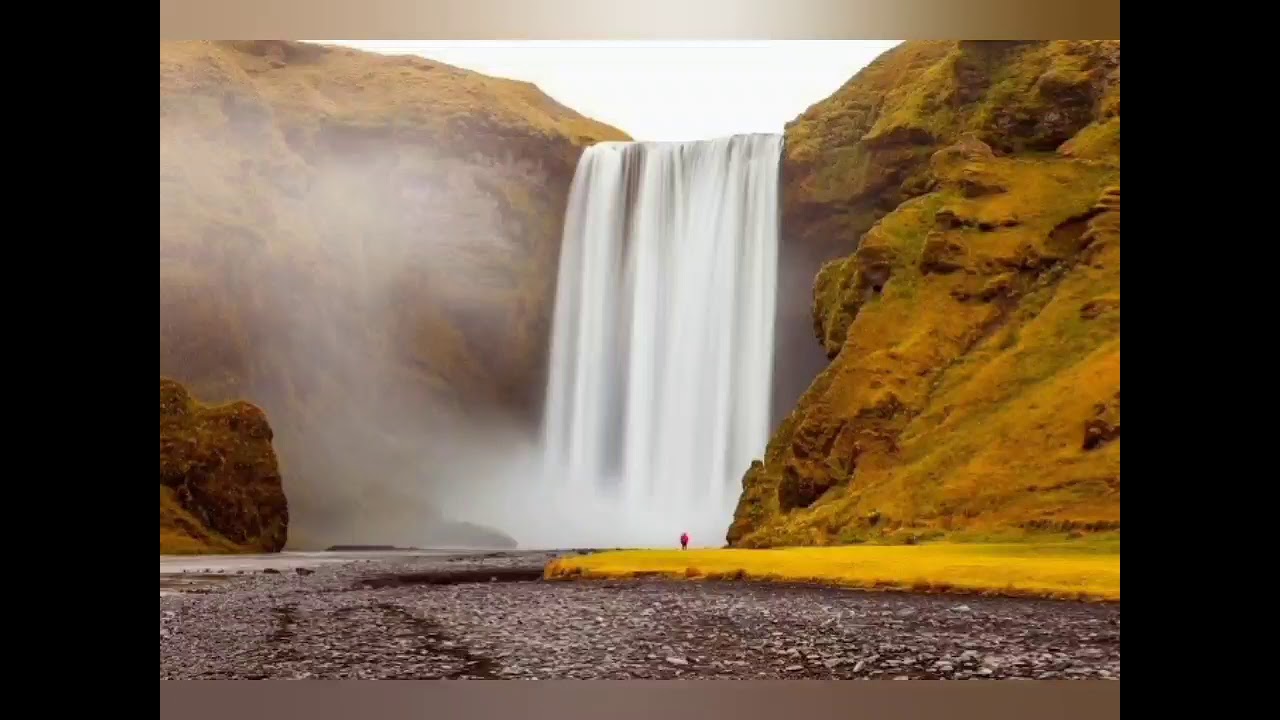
[159,552,1120,680]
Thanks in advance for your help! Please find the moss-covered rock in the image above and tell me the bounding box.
[160,378,289,553]
[731,40,1120,548]
[781,41,1118,262]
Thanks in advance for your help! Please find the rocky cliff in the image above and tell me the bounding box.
[161,378,289,553]
[160,41,629,547]
[731,41,1120,546]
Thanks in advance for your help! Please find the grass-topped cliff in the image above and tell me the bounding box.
[161,378,288,554]
[160,41,629,547]
[730,41,1120,547]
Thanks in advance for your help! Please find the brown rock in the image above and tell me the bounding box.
[920,232,968,274]
[1082,394,1121,451]
[160,378,289,553]
[977,273,1019,301]
[931,133,996,165]
[1080,295,1120,320]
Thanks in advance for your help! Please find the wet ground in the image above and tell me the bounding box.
[159,550,467,596]
[159,551,1120,680]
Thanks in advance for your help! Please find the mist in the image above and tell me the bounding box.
[159,72,574,550]
[159,44,829,552]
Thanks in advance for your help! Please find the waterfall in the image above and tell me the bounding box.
[539,134,782,547]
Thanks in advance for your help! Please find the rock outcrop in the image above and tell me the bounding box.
[160,378,288,553]
[732,41,1120,546]
[159,41,628,546]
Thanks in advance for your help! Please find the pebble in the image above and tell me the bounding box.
[159,551,1121,681]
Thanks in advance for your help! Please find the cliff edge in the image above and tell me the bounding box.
[161,377,289,553]
[731,41,1120,546]
[160,41,628,546]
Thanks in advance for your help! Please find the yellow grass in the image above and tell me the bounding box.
[159,486,248,555]
[544,542,1120,602]
[159,529,242,555]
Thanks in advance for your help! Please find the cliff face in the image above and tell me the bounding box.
[159,41,629,546]
[732,41,1120,547]
[161,378,288,553]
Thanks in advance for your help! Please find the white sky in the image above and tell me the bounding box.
[313,41,901,142]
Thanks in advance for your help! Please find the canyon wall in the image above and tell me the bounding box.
[160,41,629,548]
[733,41,1120,546]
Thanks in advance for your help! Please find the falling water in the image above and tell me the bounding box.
[539,134,783,547]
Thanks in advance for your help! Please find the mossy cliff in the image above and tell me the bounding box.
[161,378,288,554]
[731,41,1120,547]
[160,41,628,545]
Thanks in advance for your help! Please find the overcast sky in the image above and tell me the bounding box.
[313,41,901,142]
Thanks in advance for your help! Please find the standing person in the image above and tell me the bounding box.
[680,532,689,550]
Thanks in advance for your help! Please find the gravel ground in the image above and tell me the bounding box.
[160,552,1120,680]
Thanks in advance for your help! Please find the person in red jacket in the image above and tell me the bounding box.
[680,532,689,550]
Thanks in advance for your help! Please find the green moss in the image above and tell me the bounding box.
[160,377,289,553]
[733,42,1120,547]
[783,41,1119,265]
[1061,118,1121,160]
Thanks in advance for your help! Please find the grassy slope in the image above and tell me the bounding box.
[160,486,244,555]
[729,41,1120,548]
[160,41,629,545]
[546,540,1119,602]
[160,377,288,554]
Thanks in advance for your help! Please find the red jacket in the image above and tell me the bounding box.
[680,533,689,544]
